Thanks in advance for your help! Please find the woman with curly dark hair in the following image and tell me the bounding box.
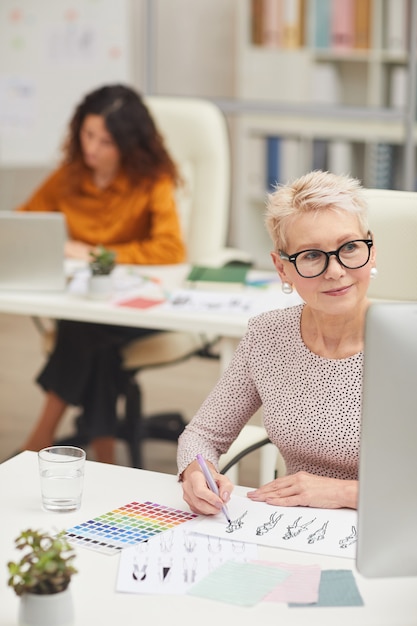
[18,84,185,463]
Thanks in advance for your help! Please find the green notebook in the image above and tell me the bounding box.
[186,262,251,289]
[187,263,250,283]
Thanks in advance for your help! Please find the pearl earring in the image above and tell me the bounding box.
[281,281,293,294]
[370,267,378,279]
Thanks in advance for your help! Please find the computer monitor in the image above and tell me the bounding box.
[357,302,417,578]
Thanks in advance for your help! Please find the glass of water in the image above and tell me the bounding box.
[38,446,86,512]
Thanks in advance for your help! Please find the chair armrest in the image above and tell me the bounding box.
[218,424,286,485]
[121,331,218,370]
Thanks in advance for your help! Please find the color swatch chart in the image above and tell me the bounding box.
[65,501,197,556]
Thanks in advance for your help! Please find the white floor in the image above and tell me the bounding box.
[0,313,262,486]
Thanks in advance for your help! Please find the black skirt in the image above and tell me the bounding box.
[37,319,158,439]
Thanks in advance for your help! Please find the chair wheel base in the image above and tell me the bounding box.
[144,412,187,441]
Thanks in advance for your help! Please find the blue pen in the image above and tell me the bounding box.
[196,454,231,524]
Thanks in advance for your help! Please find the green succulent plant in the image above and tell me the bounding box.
[89,245,116,276]
[7,529,77,596]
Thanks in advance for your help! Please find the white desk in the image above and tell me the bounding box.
[0,264,303,368]
[0,264,301,335]
[1,452,416,626]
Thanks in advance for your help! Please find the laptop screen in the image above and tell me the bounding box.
[0,212,67,291]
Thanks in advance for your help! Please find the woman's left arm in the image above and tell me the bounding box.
[248,472,358,510]
[110,178,186,265]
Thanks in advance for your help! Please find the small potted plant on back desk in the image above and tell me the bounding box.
[88,245,116,299]
[7,529,77,626]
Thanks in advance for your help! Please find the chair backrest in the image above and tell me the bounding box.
[144,96,230,266]
[363,188,417,302]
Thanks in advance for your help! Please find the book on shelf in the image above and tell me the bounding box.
[250,0,305,48]
[280,137,304,182]
[282,0,305,48]
[354,0,371,49]
[309,0,331,49]
[312,139,328,172]
[330,0,355,50]
[265,135,305,188]
[250,0,409,55]
[249,0,374,52]
[262,0,283,47]
[186,262,252,291]
[266,135,281,190]
[327,140,353,176]
[368,143,394,190]
[251,0,264,45]
[309,0,371,51]
[385,0,408,52]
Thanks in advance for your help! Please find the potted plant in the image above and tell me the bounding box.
[88,245,116,298]
[7,528,77,626]
[89,245,116,276]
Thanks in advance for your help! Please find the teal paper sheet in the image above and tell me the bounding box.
[289,569,364,607]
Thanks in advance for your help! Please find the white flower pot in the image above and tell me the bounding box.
[18,588,74,626]
[88,274,113,299]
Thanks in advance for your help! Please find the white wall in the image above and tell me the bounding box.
[0,0,132,167]
[0,0,237,211]
[153,0,236,98]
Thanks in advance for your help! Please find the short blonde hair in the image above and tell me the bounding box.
[265,170,369,251]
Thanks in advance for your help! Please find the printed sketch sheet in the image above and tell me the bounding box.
[116,526,258,595]
[193,496,358,559]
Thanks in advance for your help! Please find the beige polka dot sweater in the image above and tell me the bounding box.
[177,304,362,481]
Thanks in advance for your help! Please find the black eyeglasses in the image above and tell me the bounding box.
[279,237,374,278]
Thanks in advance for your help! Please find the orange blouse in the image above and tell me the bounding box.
[17,165,186,265]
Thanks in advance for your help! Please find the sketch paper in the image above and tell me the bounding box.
[193,495,358,559]
[116,525,257,595]
[162,288,302,316]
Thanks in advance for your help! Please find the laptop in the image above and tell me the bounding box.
[0,212,67,291]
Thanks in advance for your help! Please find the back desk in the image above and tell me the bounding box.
[1,452,416,626]
[0,263,303,368]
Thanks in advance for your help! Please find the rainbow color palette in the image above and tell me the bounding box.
[65,501,197,556]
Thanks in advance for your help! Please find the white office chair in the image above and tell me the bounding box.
[364,188,417,302]
[217,186,417,485]
[122,94,250,373]
[48,96,251,466]
[115,96,253,466]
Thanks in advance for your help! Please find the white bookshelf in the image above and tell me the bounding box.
[230,0,417,267]
[235,0,410,107]
[2,1,415,268]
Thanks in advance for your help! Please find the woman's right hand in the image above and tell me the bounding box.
[65,239,95,261]
[180,459,234,516]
